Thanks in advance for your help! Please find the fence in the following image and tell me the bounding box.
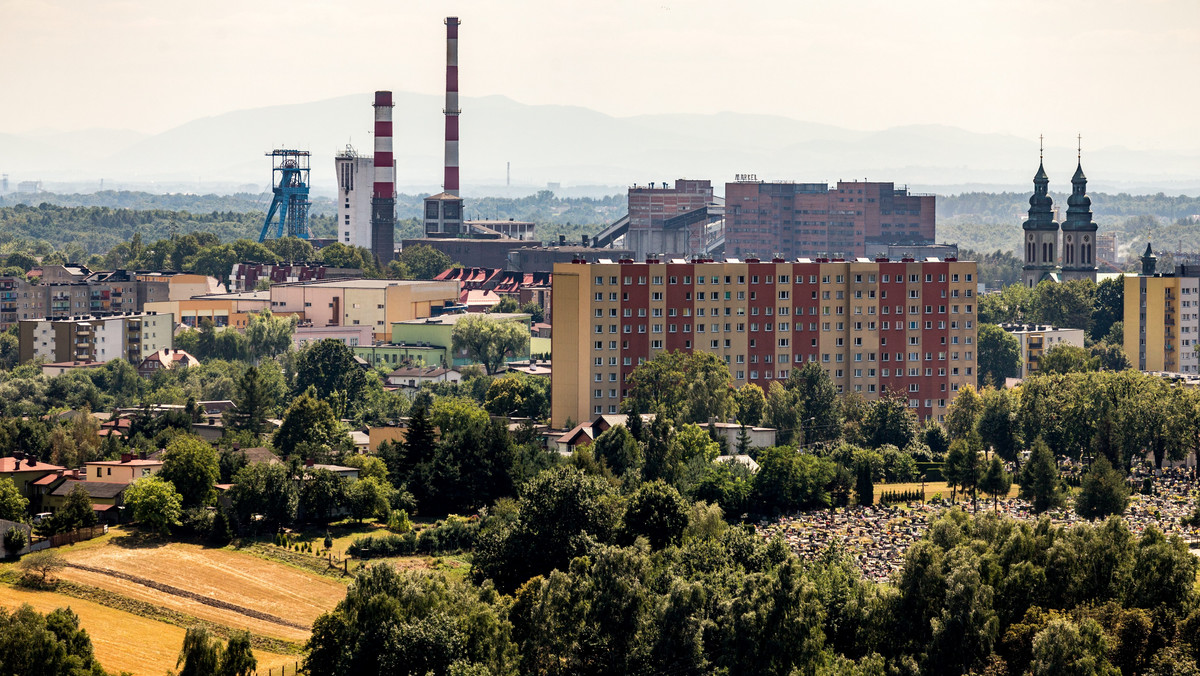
[256,660,302,676]
[48,524,107,548]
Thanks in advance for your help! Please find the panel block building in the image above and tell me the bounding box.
[1124,246,1200,374]
[19,312,174,364]
[725,180,935,260]
[552,256,978,427]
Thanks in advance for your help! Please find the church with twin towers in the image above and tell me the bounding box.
[1022,138,1100,288]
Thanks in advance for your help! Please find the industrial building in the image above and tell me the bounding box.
[625,179,718,260]
[551,256,978,427]
[724,179,935,260]
[334,146,375,249]
[1124,246,1199,374]
[19,311,174,364]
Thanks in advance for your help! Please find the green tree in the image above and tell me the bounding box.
[764,381,802,446]
[125,476,184,534]
[450,315,530,375]
[47,484,97,534]
[471,466,618,593]
[979,456,1012,512]
[177,626,223,676]
[340,455,388,482]
[1090,342,1131,371]
[273,386,349,458]
[158,435,220,508]
[263,236,315,262]
[348,476,393,523]
[228,462,298,531]
[245,310,296,361]
[1034,279,1098,333]
[591,424,642,476]
[218,631,257,676]
[622,351,735,425]
[753,446,834,513]
[946,384,983,440]
[786,362,842,445]
[623,480,689,549]
[861,392,918,449]
[978,323,1022,387]
[735,383,766,426]
[225,365,273,435]
[518,301,544,323]
[18,550,67,583]
[4,525,28,556]
[489,296,520,314]
[1076,456,1130,520]
[293,339,368,402]
[318,242,379,276]
[1091,277,1124,342]
[396,244,454,279]
[301,468,348,523]
[1020,438,1065,513]
[0,476,28,520]
[0,605,109,675]
[855,461,874,506]
[978,387,1023,461]
[1030,618,1118,676]
[1040,344,1098,375]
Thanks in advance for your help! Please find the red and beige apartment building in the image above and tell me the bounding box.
[552,256,978,428]
[724,179,936,260]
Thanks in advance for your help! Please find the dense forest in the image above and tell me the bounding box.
[0,190,625,255]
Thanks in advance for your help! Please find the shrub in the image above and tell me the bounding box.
[4,525,28,556]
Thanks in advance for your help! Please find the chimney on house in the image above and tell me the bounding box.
[120,452,132,463]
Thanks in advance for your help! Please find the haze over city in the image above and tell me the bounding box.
[3,0,1199,191]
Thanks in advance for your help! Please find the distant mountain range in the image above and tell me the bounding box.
[3,92,1199,196]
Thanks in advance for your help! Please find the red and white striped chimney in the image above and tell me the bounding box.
[444,16,461,195]
[371,91,396,262]
[373,91,394,200]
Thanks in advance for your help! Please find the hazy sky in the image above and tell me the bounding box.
[3,0,1198,151]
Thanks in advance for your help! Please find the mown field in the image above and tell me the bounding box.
[1,525,466,675]
[0,585,297,675]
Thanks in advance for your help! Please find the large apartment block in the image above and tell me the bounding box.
[1124,248,1200,374]
[18,312,174,364]
[552,256,978,428]
[724,179,935,260]
[0,266,219,331]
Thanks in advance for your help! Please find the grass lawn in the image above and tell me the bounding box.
[0,584,296,676]
[875,480,1021,501]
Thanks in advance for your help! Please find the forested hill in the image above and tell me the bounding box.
[0,190,625,254]
[938,191,1200,224]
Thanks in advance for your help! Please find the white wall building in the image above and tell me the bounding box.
[334,148,376,249]
[1000,323,1087,379]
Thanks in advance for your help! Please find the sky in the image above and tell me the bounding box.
[2,0,1198,151]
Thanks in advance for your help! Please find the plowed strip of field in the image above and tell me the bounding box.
[1,585,295,676]
[55,541,346,641]
[66,563,307,629]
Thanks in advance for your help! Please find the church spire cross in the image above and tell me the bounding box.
[1077,134,1081,161]
[1040,134,1044,162]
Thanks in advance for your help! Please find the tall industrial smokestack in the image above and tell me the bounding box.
[444,16,461,195]
[371,90,396,263]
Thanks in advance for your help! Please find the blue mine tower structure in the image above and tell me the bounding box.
[259,149,312,241]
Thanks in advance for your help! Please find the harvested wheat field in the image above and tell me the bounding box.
[55,536,347,642]
[1,585,295,676]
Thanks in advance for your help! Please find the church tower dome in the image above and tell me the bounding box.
[1022,137,1060,288]
[1061,136,1098,283]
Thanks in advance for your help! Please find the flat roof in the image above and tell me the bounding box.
[189,290,270,301]
[394,312,530,326]
[275,278,455,289]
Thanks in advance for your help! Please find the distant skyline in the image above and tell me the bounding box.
[2,0,1198,152]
